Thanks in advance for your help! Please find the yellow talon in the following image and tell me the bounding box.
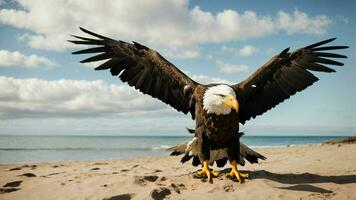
[227,160,249,182]
[195,160,218,182]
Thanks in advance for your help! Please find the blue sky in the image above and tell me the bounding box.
[0,0,355,136]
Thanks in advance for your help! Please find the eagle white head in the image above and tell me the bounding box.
[203,85,239,115]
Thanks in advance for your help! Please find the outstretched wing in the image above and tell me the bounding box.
[70,27,198,118]
[232,38,348,124]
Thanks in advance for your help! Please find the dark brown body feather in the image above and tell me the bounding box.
[194,85,239,149]
[70,28,348,167]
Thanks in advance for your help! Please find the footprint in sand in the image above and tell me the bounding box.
[3,181,22,187]
[94,162,109,166]
[49,172,63,176]
[0,181,22,194]
[223,184,235,192]
[103,193,134,200]
[0,188,20,193]
[40,172,63,178]
[150,187,171,200]
[134,175,159,186]
[8,167,22,171]
[18,173,36,177]
[143,176,159,182]
[170,183,186,194]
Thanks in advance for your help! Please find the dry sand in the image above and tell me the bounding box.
[0,143,355,200]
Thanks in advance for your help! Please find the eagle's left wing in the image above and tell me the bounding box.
[69,28,198,118]
[231,38,348,124]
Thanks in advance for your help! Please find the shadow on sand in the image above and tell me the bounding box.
[218,169,356,193]
[250,170,356,185]
[277,184,333,193]
[251,170,356,193]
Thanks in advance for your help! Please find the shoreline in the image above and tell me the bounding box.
[1,143,355,199]
[1,135,351,164]
[0,143,327,165]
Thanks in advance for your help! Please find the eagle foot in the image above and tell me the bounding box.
[195,160,218,183]
[226,160,249,182]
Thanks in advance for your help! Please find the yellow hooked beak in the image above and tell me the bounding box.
[223,95,239,112]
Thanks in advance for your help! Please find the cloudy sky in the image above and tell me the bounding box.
[0,0,355,136]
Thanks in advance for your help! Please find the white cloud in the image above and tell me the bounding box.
[190,74,231,84]
[0,1,331,58]
[221,44,257,57]
[276,10,331,35]
[0,74,232,118]
[163,48,201,59]
[218,62,249,73]
[183,71,231,84]
[19,33,72,52]
[238,45,257,57]
[0,76,168,118]
[0,49,56,68]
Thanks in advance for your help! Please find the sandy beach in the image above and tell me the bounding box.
[0,143,355,200]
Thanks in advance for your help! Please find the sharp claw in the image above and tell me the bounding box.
[239,172,249,178]
[227,160,249,182]
[195,160,217,182]
[236,171,243,182]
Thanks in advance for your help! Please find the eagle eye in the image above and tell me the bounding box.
[214,94,226,98]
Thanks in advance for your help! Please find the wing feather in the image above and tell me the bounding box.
[70,27,198,117]
[233,38,348,124]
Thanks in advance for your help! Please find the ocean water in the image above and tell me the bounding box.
[0,135,345,164]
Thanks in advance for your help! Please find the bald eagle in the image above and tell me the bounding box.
[70,27,348,183]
